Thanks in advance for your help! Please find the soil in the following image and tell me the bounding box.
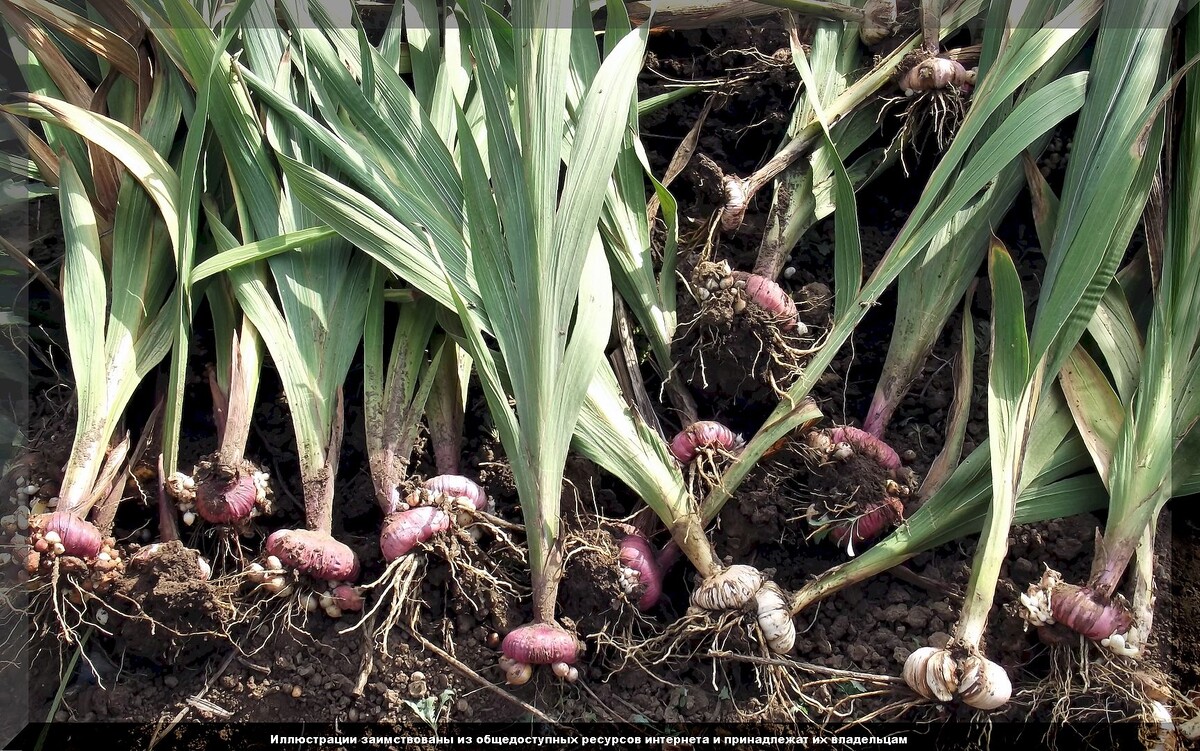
[2,11,1197,749]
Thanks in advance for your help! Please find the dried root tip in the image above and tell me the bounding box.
[501,622,582,666]
[859,0,898,45]
[754,583,795,654]
[670,421,741,464]
[31,511,102,558]
[691,564,764,612]
[617,533,663,610]
[903,648,1011,710]
[264,529,360,582]
[719,176,749,231]
[899,57,972,94]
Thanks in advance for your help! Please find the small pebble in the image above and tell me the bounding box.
[929,631,952,649]
[291,686,303,698]
[783,266,797,279]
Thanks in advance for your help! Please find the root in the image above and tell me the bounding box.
[685,445,741,501]
[349,511,527,655]
[673,260,818,399]
[1014,640,1195,748]
[559,525,660,646]
[881,87,970,174]
[597,606,906,723]
[18,557,234,657]
[348,555,426,654]
[184,525,255,578]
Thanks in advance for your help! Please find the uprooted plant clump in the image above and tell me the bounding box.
[672,258,831,409]
[4,1,1198,744]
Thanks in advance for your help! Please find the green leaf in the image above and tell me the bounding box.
[1059,345,1123,489]
[953,235,1040,646]
[7,94,182,255]
[788,30,861,319]
[190,227,339,284]
[57,158,105,446]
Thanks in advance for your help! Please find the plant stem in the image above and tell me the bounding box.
[753,0,866,21]
[1129,511,1158,633]
[309,388,344,537]
[57,433,107,517]
[156,454,181,543]
[922,0,942,55]
[216,322,259,468]
[734,33,918,217]
[206,365,229,448]
[668,513,721,579]
[1090,486,1167,599]
[75,433,131,532]
[427,340,466,477]
[532,542,564,624]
